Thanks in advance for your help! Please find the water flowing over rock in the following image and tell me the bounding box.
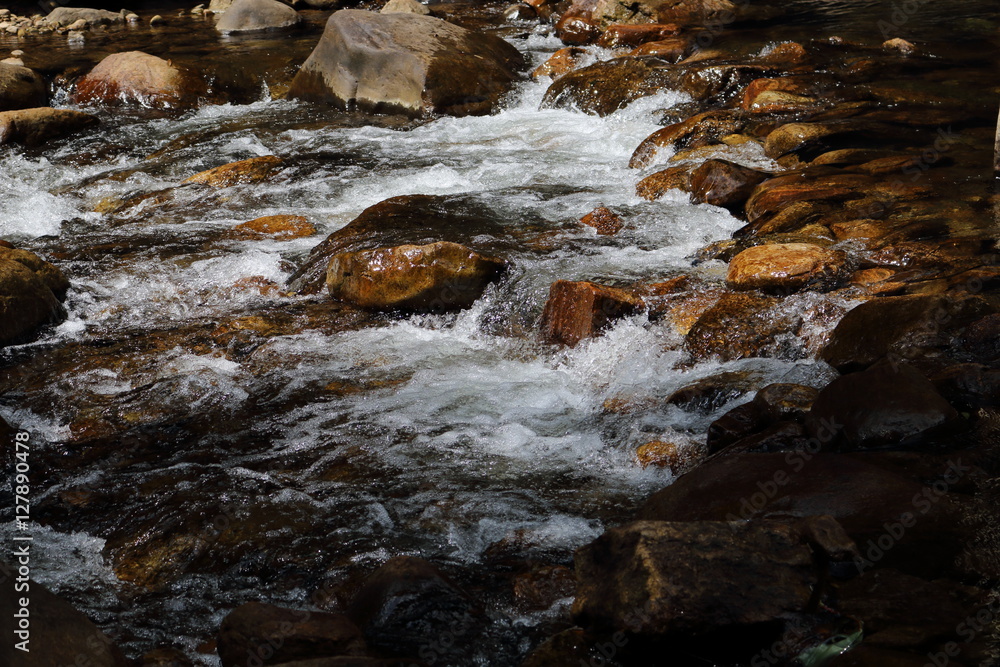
[0,247,68,347]
[0,108,98,146]
[217,602,367,667]
[0,63,46,111]
[215,0,301,34]
[326,241,507,312]
[541,280,644,346]
[183,155,285,187]
[288,10,526,117]
[72,51,208,110]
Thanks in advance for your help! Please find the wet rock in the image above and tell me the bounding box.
[591,0,736,28]
[554,11,600,45]
[745,173,873,222]
[503,3,537,20]
[596,22,681,48]
[726,242,847,292]
[347,557,488,662]
[758,41,808,67]
[216,0,301,34]
[531,47,590,80]
[183,155,285,187]
[635,439,697,471]
[217,602,366,667]
[753,382,818,423]
[381,0,430,14]
[579,205,624,235]
[72,51,208,110]
[635,164,692,200]
[44,7,123,27]
[764,121,911,160]
[326,241,507,312]
[520,628,596,667]
[288,10,525,117]
[689,158,768,211]
[511,564,575,610]
[746,89,816,114]
[0,107,98,147]
[138,647,195,667]
[629,109,745,168]
[289,194,517,295]
[684,291,797,361]
[0,63,46,111]
[666,371,757,413]
[882,37,917,55]
[572,519,849,650]
[234,214,316,240]
[820,294,994,371]
[540,279,644,346]
[0,248,68,347]
[0,574,130,667]
[635,452,966,578]
[627,36,692,59]
[805,360,961,451]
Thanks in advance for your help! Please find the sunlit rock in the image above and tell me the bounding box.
[540,280,644,346]
[215,0,301,34]
[726,243,848,292]
[72,51,207,110]
[0,107,97,146]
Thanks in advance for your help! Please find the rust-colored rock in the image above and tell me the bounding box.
[745,173,872,222]
[183,155,284,188]
[629,109,745,168]
[0,108,98,147]
[541,280,644,346]
[726,243,847,292]
[73,51,207,110]
[326,241,507,312]
[554,14,601,44]
[627,36,692,59]
[591,0,737,28]
[531,47,590,80]
[689,159,768,211]
[635,439,694,470]
[596,22,681,48]
[579,206,624,235]
[233,214,316,240]
[635,165,692,200]
[684,291,799,361]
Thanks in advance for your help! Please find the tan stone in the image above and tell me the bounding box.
[183,155,284,187]
[233,214,315,240]
[726,243,847,292]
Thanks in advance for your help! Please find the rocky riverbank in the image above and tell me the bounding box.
[2,0,1000,665]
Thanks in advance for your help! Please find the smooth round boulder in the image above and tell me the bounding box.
[44,7,123,27]
[287,9,526,117]
[0,108,98,147]
[72,51,207,110]
[380,0,430,14]
[726,243,847,292]
[0,63,46,111]
[0,249,68,347]
[216,0,301,35]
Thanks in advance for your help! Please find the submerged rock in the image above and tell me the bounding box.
[217,602,366,667]
[540,279,644,346]
[215,0,301,34]
[0,107,98,147]
[325,241,507,312]
[288,10,525,117]
[72,51,207,110]
[0,247,68,347]
[233,214,316,240]
[0,63,46,111]
[684,291,799,361]
[579,205,625,235]
[183,155,285,187]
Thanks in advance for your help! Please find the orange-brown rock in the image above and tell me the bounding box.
[685,291,799,360]
[0,62,47,111]
[629,110,745,168]
[745,173,872,222]
[580,206,625,235]
[689,159,768,211]
[726,243,847,292]
[635,439,692,470]
[636,165,692,200]
[882,37,917,55]
[233,214,316,240]
[759,41,808,67]
[531,47,590,80]
[555,14,601,44]
[597,23,681,48]
[183,155,285,188]
[627,36,692,59]
[0,247,69,347]
[746,89,815,114]
[326,241,507,312]
[0,108,98,147]
[591,0,737,28]
[541,280,644,346]
[763,122,842,159]
[72,51,207,110]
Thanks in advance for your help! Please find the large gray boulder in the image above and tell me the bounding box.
[216,0,301,35]
[44,7,123,27]
[0,64,47,112]
[287,9,526,117]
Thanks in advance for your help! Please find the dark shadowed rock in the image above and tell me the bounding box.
[0,108,98,147]
[689,159,768,211]
[288,10,525,117]
[573,519,852,646]
[216,0,301,34]
[347,557,489,662]
[72,51,208,110]
[684,291,800,361]
[0,574,129,667]
[217,602,366,667]
[540,280,644,346]
[0,248,68,347]
[326,241,507,312]
[805,360,961,451]
[0,63,47,111]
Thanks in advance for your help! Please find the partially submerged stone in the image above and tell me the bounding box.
[0,62,46,111]
[183,155,285,187]
[540,279,644,346]
[0,107,98,147]
[0,247,68,347]
[326,241,507,312]
[72,51,207,110]
[288,10,525,117]
[215,0,301,34]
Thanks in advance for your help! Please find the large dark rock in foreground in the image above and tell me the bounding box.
[0,572,129,667]
[287,9,525,117]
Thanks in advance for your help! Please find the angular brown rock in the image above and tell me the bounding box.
[541,280,643,346]
[689,158,768,210]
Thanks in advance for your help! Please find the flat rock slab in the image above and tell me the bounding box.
[726,242,847,292]
[288,9,525,117]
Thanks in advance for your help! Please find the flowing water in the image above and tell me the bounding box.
[1,1,999,663]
